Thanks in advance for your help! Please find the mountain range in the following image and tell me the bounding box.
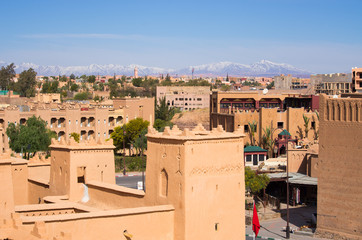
[0,60,312,77]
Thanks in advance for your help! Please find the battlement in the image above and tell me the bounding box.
[50,137,115,150]
[147,123,245,140]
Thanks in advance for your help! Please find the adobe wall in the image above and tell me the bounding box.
[49,138,115,202]
[86,181,146,210]
[146,125,245,240]
[11,161,29,205]
[19,205,174,240]
[317,94,362,238]
[28,180,50,205]
[0,160,15,218]
[287,147,308,173]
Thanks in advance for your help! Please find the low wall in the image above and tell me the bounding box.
[287,148,307,173]
[28,179,50,204]
[87,181,146,210]
[21,205,174,240]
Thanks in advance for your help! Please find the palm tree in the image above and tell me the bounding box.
[303,114,310,138]
[248,121,257,146]
[261,126,275,158]
[313,111,319,141]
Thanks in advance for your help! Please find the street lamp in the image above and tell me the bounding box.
[269,121,290,239]
[139,134,145,191]
[122,126,126,176]
[286,134,290,239]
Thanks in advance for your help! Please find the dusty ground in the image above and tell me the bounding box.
[171,108,210,130]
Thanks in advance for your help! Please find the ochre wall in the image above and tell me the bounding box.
[146,126,245,240]
[28,180,50,205]
[317,94,362,238]
[12,163,29,205]
[87,181,146,210]
[20,206,174,240]
[287,147,308,173]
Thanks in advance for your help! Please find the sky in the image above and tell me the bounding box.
[0,0,361,73]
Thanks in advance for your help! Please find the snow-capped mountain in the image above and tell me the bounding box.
[0,60,312,77]
[178,60,311,77]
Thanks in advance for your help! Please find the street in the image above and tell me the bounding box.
[115,174,144,189]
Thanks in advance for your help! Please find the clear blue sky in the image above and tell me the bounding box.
[1,0,361,73]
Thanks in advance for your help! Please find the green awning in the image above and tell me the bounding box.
[244,146,268,153]
[278,129,291,136]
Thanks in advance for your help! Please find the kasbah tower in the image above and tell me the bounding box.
[146,124,246,240]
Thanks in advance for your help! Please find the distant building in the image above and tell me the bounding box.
[352,67,362,93]
[156,86,210,111]
[134,66,138,78]
[0,97,154,152]
[274,74,310,90]
[210,91,319,145]
[312,73,352,95]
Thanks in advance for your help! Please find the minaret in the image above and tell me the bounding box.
[134,67,138,78]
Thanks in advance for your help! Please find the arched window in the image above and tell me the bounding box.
[160,169,168,197]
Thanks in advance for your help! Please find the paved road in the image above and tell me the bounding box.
[115,175,144,189]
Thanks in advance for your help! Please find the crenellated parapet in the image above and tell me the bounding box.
[147,123,245,141]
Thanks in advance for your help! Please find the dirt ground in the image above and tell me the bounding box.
[171,108,210,130]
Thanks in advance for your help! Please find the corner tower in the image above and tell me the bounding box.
[145,124,246,240]
[49,138,115,201]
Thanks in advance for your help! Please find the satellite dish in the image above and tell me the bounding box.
[263,88,268,95]
[333,95,338,99]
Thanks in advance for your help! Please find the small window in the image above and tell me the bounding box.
[197,98,202,101]
[258,154,264,162]
[246,155,252,162]
[244,125,249,133]
[311,121,316,129]
[277,122,284,128]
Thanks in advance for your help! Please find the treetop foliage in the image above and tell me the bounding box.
[0,63,16,90]
[245,167,270,195]
[6,116,56,159]
[110,118,150,152]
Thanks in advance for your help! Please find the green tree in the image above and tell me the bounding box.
[303,114,310,138]
[59,75,68,82]
[260,126,275,158]
[0,63,16,90]
[110,118,149,152]
[155,96,176,121]
[245,167,270,212]
[70,132,80,143]
[88,75,96,83]
[132,77,143,87]
[248,121,257,146]
[108,79,119,98]
[6,116,56,159]
[70,73,76,80]
[313,111,319,141]
[70,83,79,92]
[41,80,59,93]
[266,81,274,90]
[74,92,90,100]
[16,68,37,97]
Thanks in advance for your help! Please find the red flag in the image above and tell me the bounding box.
[252,202,260,237]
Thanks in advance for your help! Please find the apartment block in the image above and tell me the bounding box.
[156,86,210,111]
[352,67,362,93]
[312,73,352,95]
